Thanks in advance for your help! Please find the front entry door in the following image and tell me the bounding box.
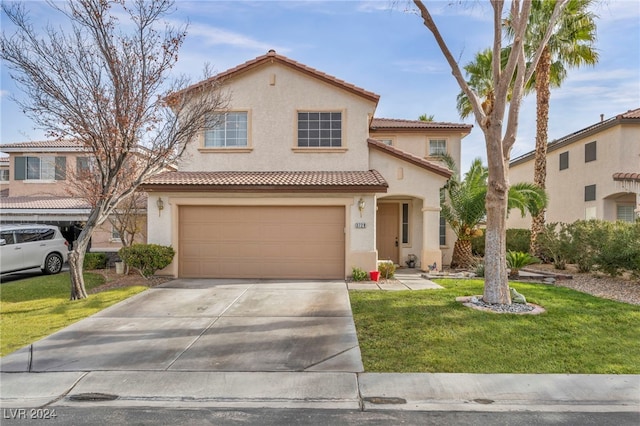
[376,203,399,264]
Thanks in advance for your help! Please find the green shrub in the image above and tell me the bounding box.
[378,261,396,279]
[83,252,107,270]
[592,221,640,277]
[474,262,485,278]
[351,267,368,282]
[471,228,532,257]
[537,220,640,277]
[118,244,175,278]
[506,251,539,276]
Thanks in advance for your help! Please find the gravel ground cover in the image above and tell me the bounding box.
[524,264,639,305]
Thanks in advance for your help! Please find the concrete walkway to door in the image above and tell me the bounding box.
[0,279,363,373]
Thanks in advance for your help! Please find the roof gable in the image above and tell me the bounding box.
[368,138,452,178]
[178,50,380,104]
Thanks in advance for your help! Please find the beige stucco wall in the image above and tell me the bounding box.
[508,122,640,228]
[146,192,378,278]
[179,62,376,173]
[369,149,448,270]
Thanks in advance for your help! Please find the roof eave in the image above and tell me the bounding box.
[139,184,388,193]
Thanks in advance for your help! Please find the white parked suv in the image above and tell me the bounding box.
[0,224,69,275]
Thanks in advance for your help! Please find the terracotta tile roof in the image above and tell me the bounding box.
[0,196,91,209]
[0,140,88,152]
[177,50,380,104]
[368,138,453,178]
[141,170,388,193]
[370,118,472,132]
[0,157,8,165]
[620,108,640,119]
[613,172,640,182]
[511,107,640,165]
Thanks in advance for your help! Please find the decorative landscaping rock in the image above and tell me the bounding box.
[455,295,546,315]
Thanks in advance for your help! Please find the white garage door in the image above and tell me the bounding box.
[178,206,345,279]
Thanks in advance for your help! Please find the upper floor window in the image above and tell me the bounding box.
[205,112,248,148]
[585,141,596,163]
[429,139,447,156]
[297,112,342,147]
[14,156,66,181]
[0,169,8,181]
[559,151,569,170]
[379,139,393,146]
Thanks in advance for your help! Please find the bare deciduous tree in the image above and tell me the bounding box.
[1,0,227,299]
[413,0,569,304]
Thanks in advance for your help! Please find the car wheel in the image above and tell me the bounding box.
[43,253,63,275]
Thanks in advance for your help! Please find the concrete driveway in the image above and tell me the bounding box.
[1,279,363,373]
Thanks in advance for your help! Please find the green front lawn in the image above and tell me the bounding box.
[0,273,146,356]
[350,279,640,374]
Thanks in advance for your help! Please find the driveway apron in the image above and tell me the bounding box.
[1,279,364,373]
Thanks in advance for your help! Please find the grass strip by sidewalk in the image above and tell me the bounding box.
[350,279,640,374]
[0,273,146,356]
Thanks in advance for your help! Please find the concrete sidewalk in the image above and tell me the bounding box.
[1,371,638,412]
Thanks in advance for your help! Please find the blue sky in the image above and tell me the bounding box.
[2,0,639,173]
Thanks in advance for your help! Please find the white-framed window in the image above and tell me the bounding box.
[617,205,635,222]
[0,169,9,181]
[297,112,342,147]
[15,156,65,181]
[402,203,410,245]
[204,112,248,147]
[429,139,447,156]
[379,139,393,146]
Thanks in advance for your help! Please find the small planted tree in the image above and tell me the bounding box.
[1,0,228,299]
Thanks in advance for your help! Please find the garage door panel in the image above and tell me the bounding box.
[179,206,345,279]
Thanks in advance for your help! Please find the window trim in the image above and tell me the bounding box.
[294,110,345,151]
[199,110,253,153]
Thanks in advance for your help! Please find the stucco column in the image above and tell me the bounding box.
[421,205,442,271]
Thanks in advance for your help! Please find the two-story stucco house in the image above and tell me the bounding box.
[508,108,640,229]
[140,50,471,279]
[0,140,147,252]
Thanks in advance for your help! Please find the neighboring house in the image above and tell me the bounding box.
[140,50,472,279]
[0,156,9,197]
[508,108,640,229]
[0,140,147,252]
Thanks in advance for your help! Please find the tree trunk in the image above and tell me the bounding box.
[530,47,552,256]
[68,250,88,300]
[450,239,474,269]
[68,220,96,300]
[483,128,511,305]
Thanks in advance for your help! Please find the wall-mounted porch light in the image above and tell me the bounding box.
[358,197,366,217]
[156,197,164,216]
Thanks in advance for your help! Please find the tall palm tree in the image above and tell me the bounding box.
[513,0,598,255]
[440,155,548,269]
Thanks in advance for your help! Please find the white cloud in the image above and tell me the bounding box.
[0,90,9,98]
